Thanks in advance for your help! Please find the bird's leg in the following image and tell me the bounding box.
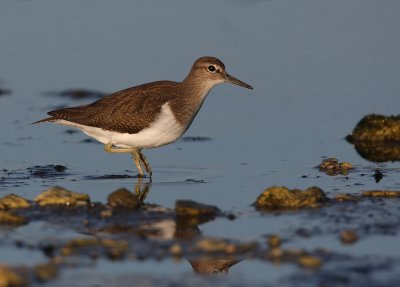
[104,143,145,177]
[133,177,152,202]
[131,149,145,177]
[104,142,135,153]
[138,149,152,176]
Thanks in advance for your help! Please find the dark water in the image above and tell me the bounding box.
[1,0,400,286]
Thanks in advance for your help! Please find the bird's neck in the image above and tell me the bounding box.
[168,77,217,128]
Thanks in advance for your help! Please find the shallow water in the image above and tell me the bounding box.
[1,0,400,286]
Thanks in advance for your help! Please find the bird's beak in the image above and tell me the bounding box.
[224,73,253,89]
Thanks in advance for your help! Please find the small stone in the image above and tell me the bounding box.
[100,208,113,218]
[335,194,359,202]
[340,230,359,244]
[0,211,28,226]
[268,247,283,259]
[318,158,353,176]
[107,188,140,209]
[267,235,281,248]
[254,186,328,210]
[170,243,182,256]
[101,240,129,260]
[0,265,26,287]
[35,186,90,206]
[175,200,220,217]
[0,194,30,209]
[34,263,58,282]
[297,255,322,269]
[61,238,98,256]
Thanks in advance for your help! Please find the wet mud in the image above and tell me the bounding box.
[181,136,213,142]
[0,88,11,97]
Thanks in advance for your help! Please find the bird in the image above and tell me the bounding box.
[33,56,253,177]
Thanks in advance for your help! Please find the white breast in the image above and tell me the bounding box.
[55,102,186,149]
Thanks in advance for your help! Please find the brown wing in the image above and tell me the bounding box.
[44,81,181,134]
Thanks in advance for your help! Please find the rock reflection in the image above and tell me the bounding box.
[347,140,400,163]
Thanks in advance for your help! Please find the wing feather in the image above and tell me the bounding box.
[40,81,180,134]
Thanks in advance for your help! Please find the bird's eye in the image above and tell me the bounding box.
[207,65,216,73]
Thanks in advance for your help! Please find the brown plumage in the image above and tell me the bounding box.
[35,81,185,134]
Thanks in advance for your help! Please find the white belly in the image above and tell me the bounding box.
[55,103,186,148]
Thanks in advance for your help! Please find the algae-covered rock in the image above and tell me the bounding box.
[175,200,220,217]
[297,255,322,269]
[347,114,400,143]
[35,186,89,206]
[107,188,140,209]
[254,186,328,210]
[0,194,30,209]
[362,190,400,198]
[0,211,28,226]
[318,158,353,176]
[0,264,26,287]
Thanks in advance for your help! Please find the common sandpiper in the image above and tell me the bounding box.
[33,56,253,177]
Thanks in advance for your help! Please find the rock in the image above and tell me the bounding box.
[34,263,58,282]
[340,230,359,244]
[0,194,30,209]
[318,158,353,176]
[35,186,90,206]
[0,211,28,226]
[297,255,322,269]
[60,238,98,256]
[347,114,400,143]
[175,200,220,217]
[0,264,26,287]
[362,190,400,198]
[254,186,328,210]
[107,188,140,209]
